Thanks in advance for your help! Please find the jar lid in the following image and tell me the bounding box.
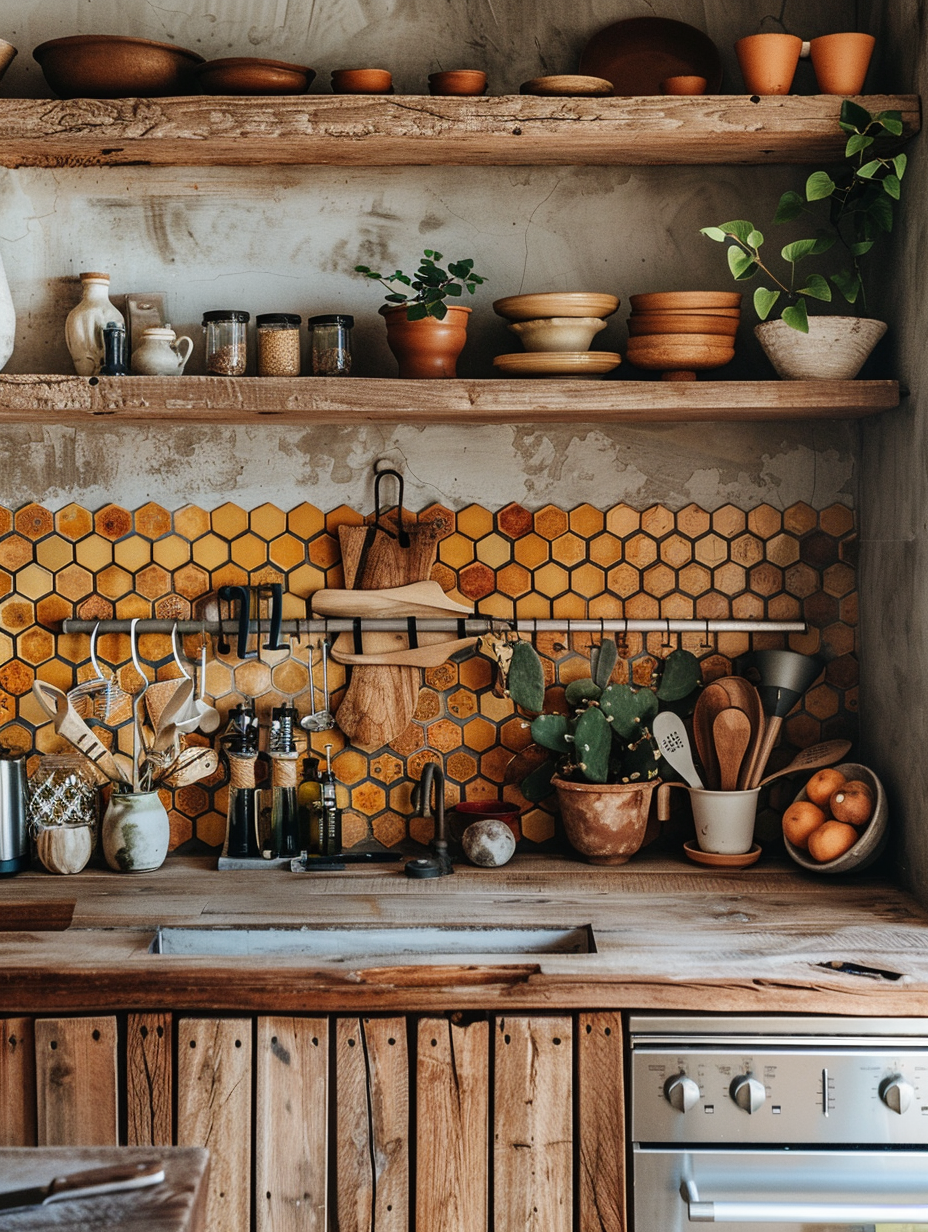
[202,310,251,324]
[307,314,355,328]
[256,313,301,327]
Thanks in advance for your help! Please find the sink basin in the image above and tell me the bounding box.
[150,924,595,960]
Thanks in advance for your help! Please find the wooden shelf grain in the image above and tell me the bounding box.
[0,94,918,169]
[0,374,900,425]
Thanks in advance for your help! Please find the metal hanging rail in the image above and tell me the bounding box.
[61,618,807,635]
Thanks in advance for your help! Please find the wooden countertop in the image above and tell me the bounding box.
[2,853,927,1015]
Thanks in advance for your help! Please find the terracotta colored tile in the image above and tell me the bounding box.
[131,564,168,602]
[800,531,840,570]
[14,565,52,602]
[497,502,532,539]
[475,533,510,569]
[748,563,783,597]
[0,661,33,695]
[551,533,585,567]
[785,562,819,599]
[369,754,404,785]
[521,809,554,843]
[839,535,858,567]
[407,749,442,786]
[676,562,710,597]
[0,570,12,601]
[37,594,71,626]
[819,504,854,537]
[788,625,822,656]
[442,502,486,541]
[695,591,730,620]
[249,503,286,540]
[711,505,746,537]
[533,562,568,598]
[605,505,639,538]
[426,718,462,753]
[825,651,858,687]
[391,722,425,758]
[497,562,531,597]
[500,716,532,752]
[459,562,496,601]
[210,502,247,539]
[233,659,271,698]
[767,592,801,621]
[534,505,568,541]
[334,749,367,785]
[175,784,209,818]
[676,504,710,538]
[230,533,267,571]
[447,688,478,719]
[462,716,496,752]
[76,596,113,622]
[627,533,660,570]
[782,502,817,536]
[804,592,839,627]
[730,534,763,567]
[173,563,210,601]
[571,562,605,597]
[732,592,764,620]
[568,503,604,537]
[15,503,54,541]
[303,534,338,570]
[17,628,54,665]
[439,533,474,570]
[129,502,170,540]
[414,689,442,722]
[654,535,687,570]
[75,535,112,572]
[425,663,458,691]
[642,563,674,598]
[52,504,89,541]
[747,504,782,539]
[663,592,693,619]
[762,532,799,567]
[93,504,130,541]
[114,536,151,573]
[0,535,32,572]
[444,751,477,783]
[625,592,659,619]
[370,810,404,847]
[641,505,674,538]
[480,746,515,784]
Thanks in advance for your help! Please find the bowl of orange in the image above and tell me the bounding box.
[782,762,888,874]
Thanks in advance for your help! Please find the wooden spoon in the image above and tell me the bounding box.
[713,676,765,789]
[713,708,753,791]
[693,682,731,789]
[757,739,852,788]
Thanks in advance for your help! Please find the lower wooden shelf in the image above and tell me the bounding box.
[0,374,900,425]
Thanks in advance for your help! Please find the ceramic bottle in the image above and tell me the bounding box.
[65,271,125,376]
[131,325,194,375]
[0,246,15,371]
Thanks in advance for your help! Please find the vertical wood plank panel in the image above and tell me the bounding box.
[256,1016,328,1232]
[35,1016,118,1146]
[0,1018,36,1146]
[126,1012,173,1147]
[177,1017,252,1232]
[578,1012,625,1232]
[336,1016,408,1232]
[416,1016,489,1232]
[494,1016,572,1232]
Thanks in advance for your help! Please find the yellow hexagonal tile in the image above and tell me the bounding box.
[250,503,286,540]
[568,503,604,537]
[459,654,493,691]
[133,502,172,540]
[511,533,547,569]
[587,533,620,568]
[439,533,475,570]
[191,533,229,570]
[553,592,589,619]
[521,809,555,842]
[551,533,585,567]
[462,716,497,752]
[269,534,306,571]
[534,505,569,541]
[308,534,340,569]
[783,502,818,535]
[169,505,207,541]
[210,503,248,540]
[288,502,325,540]
[533,562,569,598]
[605,505,640,538]
[231,533,267,571]
[326,504,364,533]
[476,533,511,569]
[351,782,386,814]
[17,628,54,666]
[75,535,113,572]
[497,562,531,598]
[625,592,660,619]
[36,535,73,572]
[15,564,53,601]
[151,535,190,570]
[427,719,463,752]
[55,503,92,541]
[15,503,54,541]
[639,505,672,538]
[334,749,368,785]
[0,570,13,601]
[517,594,550,620]
[115,594,149,620]
[114,536,151,573]
[571,562,605,598]
[0,535,33,572]
[457,504,493,540]
[37,595,71,627]
[606,562,639,597]
[96,565,133,600]
[288,563,326,598]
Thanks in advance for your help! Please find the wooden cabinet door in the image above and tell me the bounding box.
[0,1017,36,1146]
[34,1016,118,1146]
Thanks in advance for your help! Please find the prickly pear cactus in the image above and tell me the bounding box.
[655,648,702,701]
[530,713,571,754]
[599,683,658,740]
[573,706,612,783]
[507,639,546,713]
[564,677,601,707]
[590,637,619,689]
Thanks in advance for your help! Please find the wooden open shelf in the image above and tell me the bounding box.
[0,94,918,169]
[0,374,900,425]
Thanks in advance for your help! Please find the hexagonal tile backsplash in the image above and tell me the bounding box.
[0,499,857,852]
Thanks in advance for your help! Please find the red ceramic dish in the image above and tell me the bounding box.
[578,17,722,96]
[195,57,315,96]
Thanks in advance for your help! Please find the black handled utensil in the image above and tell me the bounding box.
[0,1159,165,1212]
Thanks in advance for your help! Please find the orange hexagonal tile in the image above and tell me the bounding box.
[497,503,533,539]
[447,688,478,719]
[36,595,71,626]
[711,561,745,594]
[233,659,271,698]
[459,562,496,601]
[391,722,425,758]
[677,562,711,597]
[414,690,442,723]
[78,595,114,622]
[151,535,190,571]
[35,535,73,573]
[823,562,855,598]
[605,563,638,597]
[250,503,286,540]
[819,504,854,537]
[17,628,54,666]
[475,533,511,570]
[307,534,339,569]
[765,533,800,567]
[55,564,93,602]
[272,658,307,698]
[627,532,661,569]
[266,534,304,571]
[552,592,587,619]
[732,593,764,620]
[568,503,604,537]
[823,622,856,660]
[516,593,549,620]
[479,746,513,783]
[730,534,763,567]
[749,563,783,597]
[532,562,567,598]
[0,535,32,573]
[804,682,839,721]
[664,591,694,619]
[190,533,228,571]
[640,505,673,538]
[230,533,267,571]
[571,562,605,598]
[173,563,210,601]
[767,592,801,621]
[783,502,818,535]
[370,810,404,846]
[643,562,676,598]
[500,716,532,752]
[446,752,478,783]
[711,505,746,537]
[15,503,54,541]
[695,591,730,620]
[459,654,493,691]
[785,562,819,599]
[479,692,511,722]
[521,809,555,843]
[133,565,170,602]
[605,505,639,538]
[659,534,691,569]
[114,536,151,573]
[15,564,53,601]
[534,505,568,541]
[211,502,248,540]
[417,504,454,539]
[286,563,325,598]
[0,570,13,602]
[475,592,513,619]
[55,504,92,541]
[75,535,112,572]
[456,504,493,540]
[693,534,727,567]
[425,663,458,692]
[95,565,132,600]
[134,502,172,540]
[426,719,463,753]
[167,506,206,542]
[497,562,531,598]
[325,504,364,534]
[285,502,323,540]
[193,810,225,846]
[625,592,660,619]
[676,504,711,538]
[746,504,781,539]
[0,661,33,695]
[551,533,585,567]
[462,716,497,752]
[369,754,404,785]
[586,533,618,568]
[333,749,368,785]
[94,504,131,541]
[439,533,474,570]
[0,597,32,632]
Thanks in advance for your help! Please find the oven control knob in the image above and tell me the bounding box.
[730,1074,766,1113]
[880,1075,915,1114]
[664,1074,700,1112]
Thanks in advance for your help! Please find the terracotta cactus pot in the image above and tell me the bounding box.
[552,775,658,865]
[735,33,803,95]
[809,33,875,95]
[380,304,471,378]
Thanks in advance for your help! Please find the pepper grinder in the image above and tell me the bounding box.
[268,703,300,858]
[221,701,260,859]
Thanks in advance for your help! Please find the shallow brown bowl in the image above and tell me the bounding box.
[630,291,742,311]
[33,34,203,98]
[195,57,315,95]
[784,763,888,875]
[628,314,738,337]
[493,291,620,321]
[626,333,735,377]
[331,67,392,94]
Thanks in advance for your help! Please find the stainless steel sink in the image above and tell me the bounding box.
[149,924,595,960]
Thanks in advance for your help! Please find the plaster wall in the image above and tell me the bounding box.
[0,0,863,514]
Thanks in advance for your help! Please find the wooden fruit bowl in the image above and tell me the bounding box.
[626,333,735,380]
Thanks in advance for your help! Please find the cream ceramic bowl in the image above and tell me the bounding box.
[508,316,607,352]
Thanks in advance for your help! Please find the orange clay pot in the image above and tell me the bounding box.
[331,67,392,94]
[428,69,487,96]
[380,304,471,378]
[809,33,875,95]
[661,75,707,95]
[735,33,803,95]
[553,775,658,865]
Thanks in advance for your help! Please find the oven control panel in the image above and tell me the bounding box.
[632,1046,928,1144]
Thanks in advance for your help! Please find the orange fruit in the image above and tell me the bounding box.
[806,768,846,807]
[782,800,827,850]
[830,780,874,826]
[807,820,859,863]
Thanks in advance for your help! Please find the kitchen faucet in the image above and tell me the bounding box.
[404,762,454,879]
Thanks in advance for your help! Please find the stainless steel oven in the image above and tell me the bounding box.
[629,1015,928,1232]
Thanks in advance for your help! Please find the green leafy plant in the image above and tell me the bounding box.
[507,639,702,796]
[354,249,487,321]
[701,101,906,331]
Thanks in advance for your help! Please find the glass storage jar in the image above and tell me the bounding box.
[203,309,250,375]
[28,754,97,875]
[307,314,353,376]
[256,313,301,376]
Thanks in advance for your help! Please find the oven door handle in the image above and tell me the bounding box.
[680,1178,928,1224]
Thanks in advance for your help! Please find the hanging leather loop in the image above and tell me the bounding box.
[373,467,411,548]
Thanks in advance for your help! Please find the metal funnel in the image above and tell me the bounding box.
[735,649,825,718]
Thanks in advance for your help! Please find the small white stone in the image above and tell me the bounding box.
[461,819,516,868]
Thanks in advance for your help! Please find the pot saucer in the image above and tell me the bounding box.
[493,351,621,378]
[683,839,761,868]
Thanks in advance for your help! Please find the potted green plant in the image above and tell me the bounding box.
[506,638,702,864]
[355,248,487,378]
[701,101,906,378]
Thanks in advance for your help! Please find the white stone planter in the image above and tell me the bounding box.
[102,791,170,873]
[755,316,887,380]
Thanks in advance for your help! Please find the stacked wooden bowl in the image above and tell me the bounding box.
[493,292,621,378]
[626,291,741,380]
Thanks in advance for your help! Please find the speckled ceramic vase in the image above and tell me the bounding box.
[0,248,15,372]
[102,791,170,873]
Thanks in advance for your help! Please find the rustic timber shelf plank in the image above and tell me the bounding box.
[0,374,900,424]
[0,94,917,168]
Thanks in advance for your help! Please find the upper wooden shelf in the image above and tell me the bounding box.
[0,374,899,424]
[0,94,918,168]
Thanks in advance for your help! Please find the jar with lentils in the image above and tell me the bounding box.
[256,313,302,377]
[307,314,353,376]
[203,309,249,376]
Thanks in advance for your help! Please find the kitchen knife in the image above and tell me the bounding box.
[0,1158,165,1212]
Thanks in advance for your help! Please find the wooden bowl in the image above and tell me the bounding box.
[520,74,613,96]
[33,34,203,98]
[631,306,742,319]
[428,69,486,96]
[628,314,738,337]
[331,67,392,94]
[195,57,315,95]
[493,292,619,321]
[630,291,742,311]
[626,333,735,380]
[784,763,888,875]
[493,351,621,378]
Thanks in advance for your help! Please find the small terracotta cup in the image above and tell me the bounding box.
[661,75,707,95]
[449,800,521,847]
[809,33,875,95]
[331,67,392,94]
[735,32,803,94]
[428,69,487,96]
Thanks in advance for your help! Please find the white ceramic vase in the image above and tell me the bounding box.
[0,247,15,371]
[65,272,125,377]
[755,317,887,380]
[102,791,170,873]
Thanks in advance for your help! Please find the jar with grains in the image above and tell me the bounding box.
[307,314,354,376]
[256,313,301,377]
[203,309,250,375]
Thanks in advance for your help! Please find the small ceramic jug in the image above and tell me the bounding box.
[65,272,125,376]
[132,325,194,375]
[102,791,170,872]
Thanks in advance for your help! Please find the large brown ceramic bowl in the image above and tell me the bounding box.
[195,57,315,95]
[34,35,203,98]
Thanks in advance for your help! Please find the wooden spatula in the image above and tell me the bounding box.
[713,708,753,791]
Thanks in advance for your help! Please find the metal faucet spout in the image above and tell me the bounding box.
[405,762,454,878]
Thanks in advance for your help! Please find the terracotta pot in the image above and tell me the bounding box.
[331,68,392,94]
[380,304,471,378]
[735,33,803,95]
[661,75,707,95]
[755,316,887,380]
[428,70,487,96]
[809,33,875,95]
[552,775,658,865]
